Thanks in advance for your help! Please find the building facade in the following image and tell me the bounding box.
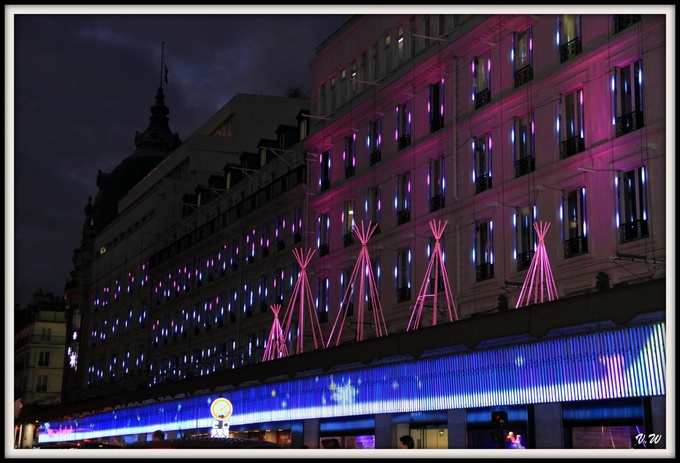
[18,13,668,452]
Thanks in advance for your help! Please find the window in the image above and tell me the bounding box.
[339,68,346,106]
[474,220,494,281]
[562,187,588,258]
[350,61,357,96]
[344,135,356,178]
[318,212,330,256]
[558,14,582,63]
[513,113,535,177]
[259,275,269,313]
[382,33,392,77]
[429,78,445,132]
[559,89,585,159]
[397,26,405,64]
[396,100,412,149]
[292,207,303,243]
[396,248,412,303]
[38,351,50,367]
[276,215,286,250]
[396,172,411,225]
[230,238,239,271]
[514,26,533,87]
[341,269,354,316]
[330,76,337,111]
[343,200,355,247]
[514,206,537,271]
[40,327,52,342]
[245,228,256,264]
[369,45,377,82]
[320,149,331,192]
[366,186,382,234]
[616,166,648,243]
[473,51,491,109]
[36,375,48,393]
[473,133,493,192]
[429,156,445,212]
[318,277,329,323]
[368,118,382,164]
[613,59,644,137]
[260,223,270,258]
[318,83,326,116]
[428,235,446,292]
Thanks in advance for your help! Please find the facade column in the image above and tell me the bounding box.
[532,402,563,449]
[648,396,666,449]
[373,413,392,449]
[290,418,319,449]
[447,408,467,448]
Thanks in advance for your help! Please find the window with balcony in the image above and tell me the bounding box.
[473,133,493,192]
[513,112,535,177]
[320,149,331,192]
[276,215,286,251]
[428,235,446,293]
[397,26,405,64]
[318,277,329,323]
[616,166,649,243]
[344,134,356,178]
[274,268,285,304]
[429,78,445,132]
[382,33,392,78]
[396,172,411,225]
[368,118,382,164]
[474,220,494,281]
[38,351,50,367]
[330,76,337,112]
[558,14,582,63]
[562,187,588,258]
[513,26,533,87]
[396,100,412,149]
[260,223,270,258]
[292,207,303,243]
[318,212,330,256]
[339,68,346,107]
[473,51,491,109]
[613,59,644,137]
[396,248,412,303]
[515,206,537,271]
[36,375,48,393]
[559,89,585,159]
[429,156,445,212]
[343,200,355,247]
[230,238,239,271]
[366,186,382,235]
[341,269,355,317]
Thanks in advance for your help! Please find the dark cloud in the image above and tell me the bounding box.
[10,8,345,307]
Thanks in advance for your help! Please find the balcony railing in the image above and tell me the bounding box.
[343,232,354,247]
[616,110,644,137]
[319,243,330,257]
[614,14,641,34]
[514,156,535,178]
[517,250,534,272]
[620,219,649,243]
[397,287,411,303]
[370,150,382,165]
[514,65,534,88]
[398,134,411,150]
[474,89,491,109]
[560,38,582,63]
[475,174,492,193]
[560,135,585,159]
[345,165,355,179]
[475,263,494,282]
[397,209,411,225]
[429,194,445,213]
[430,115,444,133]
[564,236,588,258]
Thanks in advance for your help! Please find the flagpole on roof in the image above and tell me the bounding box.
[159,42,165,89]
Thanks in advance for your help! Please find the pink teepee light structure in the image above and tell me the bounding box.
[408,219,459,330]
[281,248,326,354]
[262,304,289,362]
[326,221,388,347]
[516,221,559,308]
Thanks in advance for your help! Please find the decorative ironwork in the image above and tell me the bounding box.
[475,89,491,109]
[396,287,411,303]
[475,263,494,282]
[345,165,355,178]
[370,150,381,165]
[514,65,534,88]
[517,250,534,272]
[397,209,411,225]
[430,115,444,133]
[564,236,588,258]
[620,219,649,243]
[476,174,492,193]
[343,232,354,247]
[616,110,644,137]
[614,14,641,34]
[560,38,582,63]
[429,194,445,212]
[514,156,535,178]
[319,243,330,257]
[560,135,585,159]
[398,134,411,150]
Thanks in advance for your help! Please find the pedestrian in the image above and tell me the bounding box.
[152,429,165,441]
[398,434,415,449]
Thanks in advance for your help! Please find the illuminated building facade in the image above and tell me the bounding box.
[20,13,668,451]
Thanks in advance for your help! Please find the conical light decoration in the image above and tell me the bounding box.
[262,304,289,362]
[326,220,388,347]
[516,221,559,308]
[281,248,325,354]
[408,219,459,330]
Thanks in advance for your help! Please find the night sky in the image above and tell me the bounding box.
[8,6,347,308]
